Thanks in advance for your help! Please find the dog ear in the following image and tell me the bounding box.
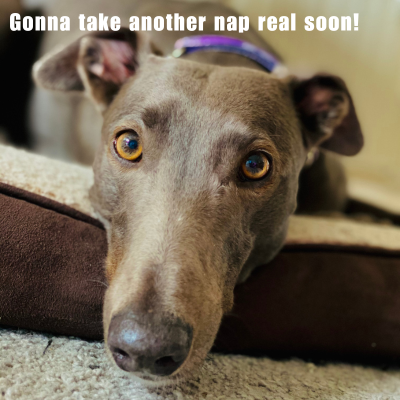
[33,28,158,112]
[290,74,363,156]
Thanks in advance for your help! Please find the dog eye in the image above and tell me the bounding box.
[240,151,271,181]
[114,131,142,162]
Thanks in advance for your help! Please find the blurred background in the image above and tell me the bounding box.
[1,0,399,213]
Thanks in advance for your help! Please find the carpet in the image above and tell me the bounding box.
[1,328,400,400]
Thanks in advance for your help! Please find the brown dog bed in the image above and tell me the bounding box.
[1,144,400,364]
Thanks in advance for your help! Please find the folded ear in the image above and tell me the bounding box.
[290,74,363,156]
[33,29,157,112]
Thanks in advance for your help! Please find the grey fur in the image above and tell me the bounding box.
[32,0,363,384]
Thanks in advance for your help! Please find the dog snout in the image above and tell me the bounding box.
[107,312,193,376]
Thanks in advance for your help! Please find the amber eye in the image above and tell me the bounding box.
[241,151,270,180]
[114,131,142,161]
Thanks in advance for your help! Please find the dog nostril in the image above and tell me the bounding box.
[110,347,133,371]
[110,346,143,373]
[155,356,179,369]
[154,355,184,376]
[112,347,129,360]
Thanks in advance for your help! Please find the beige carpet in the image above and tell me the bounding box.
[1,328,400,400]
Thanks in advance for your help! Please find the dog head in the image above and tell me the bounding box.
[33,29,363,384]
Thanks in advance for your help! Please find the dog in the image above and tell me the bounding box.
[32,0,363,385]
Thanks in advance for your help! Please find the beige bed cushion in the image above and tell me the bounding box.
[0,144,95,217]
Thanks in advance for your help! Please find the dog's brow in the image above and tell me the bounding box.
[141,102,175,131]
[214,132,258,154]
[248,113,279,138]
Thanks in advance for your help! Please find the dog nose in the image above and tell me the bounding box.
[107,312,193,376]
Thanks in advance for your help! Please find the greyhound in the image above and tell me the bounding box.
[32,0,363,386]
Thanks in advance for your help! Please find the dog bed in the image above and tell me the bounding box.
[1,144,400,365]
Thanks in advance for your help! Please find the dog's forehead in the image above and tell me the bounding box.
[136,57,289,105]
[118,57,292,116]
[107,57,299,157]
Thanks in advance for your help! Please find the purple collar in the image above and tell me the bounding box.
[172,35,282,73]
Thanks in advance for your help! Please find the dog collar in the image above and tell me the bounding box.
[172,35,283,73]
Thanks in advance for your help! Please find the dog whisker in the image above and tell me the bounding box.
[86,279,109,288]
